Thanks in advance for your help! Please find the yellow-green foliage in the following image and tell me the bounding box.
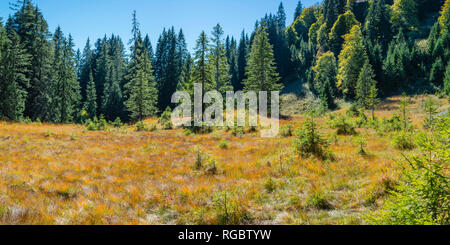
[367,116,449,225]
[0,95,447,225]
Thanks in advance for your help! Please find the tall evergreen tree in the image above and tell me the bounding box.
[208,24,232,95]
[0,27,30,121]
[243,24,283,93]
[364,0,393,50]
[294,1,303,20]
[444,62,450,97]
[8,1,54,121]
[154,27,181,110]
[186,31,213,94]
[329,11,359,57]
[356,60,377,109]
[83,70,97,119]
[277,2,287,30]
[237,30,249,90]
[79,38,93,101]
[49,28,80,123]
[312,51,337,109]
[125,44,158,121]
[337,25,368,100]
[391,0,419,33]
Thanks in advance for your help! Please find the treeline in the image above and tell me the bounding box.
[288,0,450,109]
[1,0,450,124]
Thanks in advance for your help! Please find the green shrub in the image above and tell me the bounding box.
[86,116,108,131]
[159,107,173,130]
[346,104,360,117]
[367,117,450,225]
[280,124,294,137]
[264,177,276,193]
[213,191,252,225]
[392,131,416,150]
[379,113,403,132]
[231,126,244,137]
[307,191,333,210]
[354,135,367,155]
[136,121,148,132]
[111,117,123,128]
[218,140,229,149]
[329,115,357,135]
[293,114,329,159]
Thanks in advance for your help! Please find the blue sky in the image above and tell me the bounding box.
[0,0,319,52]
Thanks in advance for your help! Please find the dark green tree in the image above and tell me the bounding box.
[0,27,30,121]
[244,24,283,93]
[83,70,97,119]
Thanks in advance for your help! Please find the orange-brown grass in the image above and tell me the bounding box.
[0,95,448,224]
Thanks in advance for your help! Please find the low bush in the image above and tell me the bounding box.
[159,107,173,130]
[213,191,252,225]
[280,124,294,137]
[293,114,329,159]
[329,115,357,135]
[392,131,416,150]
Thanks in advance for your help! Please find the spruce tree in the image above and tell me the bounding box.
[50,28,81,123]
[79,38,93,102]
[208,24,232,95]
[237,30,249,90]
[337,25,368,100]
[328,11,359,56]
[0,29,30,121]
[8,1,53,121]
[83,70,97,119]
[228,38,239,90]
[439,0,450,33]
[125,46,158,121]
[356,60,377,109]
[366,84,380,120]
[364,0,393,50]
[243,24,283,93]
[391,0,419,32]
[312,51,337,109]
[444,62,450,97]
[294,1,303,20]
[187,31,213,95]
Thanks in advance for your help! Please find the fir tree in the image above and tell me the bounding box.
[444,62,450,97]
[79,38,93,102]
[83,70,97,119]
[312,51,337,109]
[237,30,249,90]
[391,0,419,32]
[356,60,377,109]
[208,24,232,95]
[328,11,359,56]
[244,24,283,93]
[337,25,368,100]
[366,84,380,120]
[364,0,393,50]
[8,1,54,121]
[187,31,213,95]
[294,1,303,20]
[125,46,158,121]
[50,28,80,123]
[0,29,30,121]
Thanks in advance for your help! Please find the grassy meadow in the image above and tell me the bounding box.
[0,94,448,225]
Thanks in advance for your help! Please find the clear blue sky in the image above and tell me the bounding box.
[0,0,319,52]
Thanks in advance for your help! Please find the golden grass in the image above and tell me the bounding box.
[0,95,448,224]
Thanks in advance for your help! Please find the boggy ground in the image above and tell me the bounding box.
[0,95,448,224]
